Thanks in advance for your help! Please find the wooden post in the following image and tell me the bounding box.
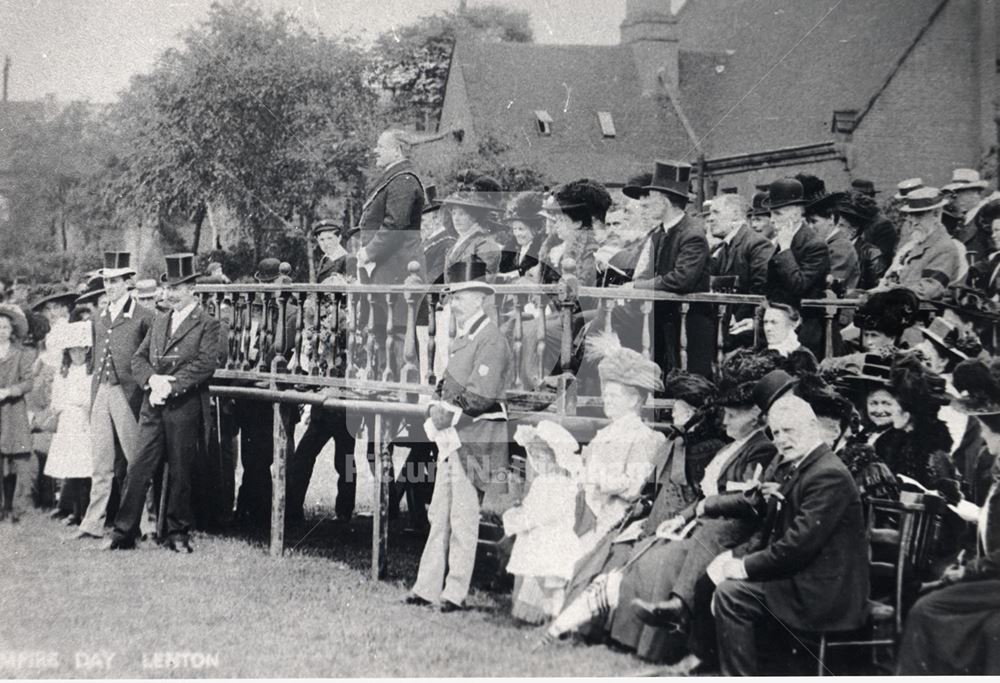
[269,362,287,558]
[679,302,690,371]
[372,413,390,580]
[427,292,438,386]
[824,304,836,359]
[512,295,524,390]
[715,303,727,372]
[558,259,578,375]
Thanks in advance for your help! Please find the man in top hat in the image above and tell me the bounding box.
[104,254,221,552]
[75,251,157,540]
[406,256,513,611]
[879,187,963,295]
[712,390,869,674]
[705,193,774,349]
[618,160,714,378]
[762,178,831,358]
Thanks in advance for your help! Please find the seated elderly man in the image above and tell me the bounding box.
[879,187,964,297]
[711,391,869,675]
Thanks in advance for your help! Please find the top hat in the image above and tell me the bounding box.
[29,289,78,313]
[133,278,159,300]
[899,187,948,213]
[943,168,990,193]
[161,253,202,286]
[442,175,503,213]
[850,178,879,197]
[753,369,798,413]
[99,251,136,279]
[503,191,546,224]
[643,160,692,204]
[894,177,923,200]
[622,172,653,200]
[445,256,494,295]
[0,303,29,340]
[422,185,443,215]
[748,191,770,217]
[919,317,969,362]
[763,178,807,210]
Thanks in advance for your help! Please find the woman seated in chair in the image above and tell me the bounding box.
[897,357,1000,675]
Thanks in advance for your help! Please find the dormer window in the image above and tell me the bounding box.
[597,111,616,138]
[535,110,553,135]
[832,109,858,134]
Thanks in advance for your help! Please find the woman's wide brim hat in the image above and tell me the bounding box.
[934,285,1000,321]
[836,353,894,395]
[919,317,968,362]
[0,303,29,339]
[622,172,653,200]
[75,279,106,306]
[442,175,503,213]
[29,290,78,313]
[852,288,920,338]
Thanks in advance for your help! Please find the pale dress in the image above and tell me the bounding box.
[43,365,93,479]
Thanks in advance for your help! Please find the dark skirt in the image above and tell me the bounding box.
[897,579,1000,675]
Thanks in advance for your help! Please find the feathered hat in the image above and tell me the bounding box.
[662,369,716,408]
[852,288,920,338]
[585,331,664,393]
[889,351,950,416]
[715,349,781,407]
[793,373,855,425]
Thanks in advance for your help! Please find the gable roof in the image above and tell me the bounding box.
[675,0,949,157]
[446,39,693,184]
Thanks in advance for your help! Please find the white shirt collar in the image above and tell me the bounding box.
[108,294,130,320]
[170,301,198,331]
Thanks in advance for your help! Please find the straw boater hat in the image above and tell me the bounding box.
[585,331,664,393]
[98,251,137,280]
[952,358,1000,415]
[894,178,924,201]
[942,168,990,193]
[899,187,948,213]
[0,303,29,340]
[919,317,970,363]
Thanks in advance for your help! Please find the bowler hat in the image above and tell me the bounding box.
[622,172,653,200]
[943,168,989,193]
[99,251,136,280]
[161,253,202,286]
[0,303,29,340]
[850,178,879,197]
[893,177,923,200]
[899,187,947,213]
[442,175,503,213]
[753,369,797,413]
[253,258,288,283]
[748,191,770,217]
[445,255,494,295]
[643,160,692,204]
[763,178,807,210]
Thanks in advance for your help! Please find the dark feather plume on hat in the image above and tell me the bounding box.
[852,288,920,338]
[890,352,949,415]
[794,373,855,425]
[952,358,1000,408]
[662,369,716,408]
[715,349,781,406]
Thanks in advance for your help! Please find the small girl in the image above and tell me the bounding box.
[0,304,36,522]
[43,321,93,525]
[503,421,583,623]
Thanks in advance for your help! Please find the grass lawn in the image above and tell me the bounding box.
[0,512,647,678]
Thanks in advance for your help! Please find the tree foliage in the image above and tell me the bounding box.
[372,3,532,129]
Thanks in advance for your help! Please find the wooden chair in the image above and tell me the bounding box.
[813,495,944,675]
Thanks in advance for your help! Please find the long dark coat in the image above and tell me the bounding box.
[766,224,831,357]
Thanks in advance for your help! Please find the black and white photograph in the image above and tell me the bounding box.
[0,0,998,677]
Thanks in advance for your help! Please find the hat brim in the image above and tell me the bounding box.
[422,203,443,215]
[763,197,808,210]
[74,289,105,306]
[313,225,343,235]
[761,377,798,412]
[951,396,1000,416]
[899,199,948,213]
[29,292,78,312]
[645,186,689,203]
[934,298,1000,321]
[160,272,203,286]
[943,181,989,193]
[622,186,649,200]
[837,374,893,396]
[442,197,499,213]
[919,328,969,361]
[806,192,845,214]
[446,281,495,295]
[100,268,137,279]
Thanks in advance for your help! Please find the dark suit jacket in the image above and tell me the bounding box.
[767,224,831,355]
[686,429,778,521]
[91,297,155,418]
[965,252,1000,298]
[712,225,775,324]
[358,158,427,284]
[632,216,710,293]
[743,443,869,632]
[132,304,222,403]
[826,230,860,291]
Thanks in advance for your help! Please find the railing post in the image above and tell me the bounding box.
[427,292,438,386]
[679,301,690,371]
[512,294,524,390]
[824,303,837,359]
[372,413,389,580]
[640,299,653,360]
[558,259,578,375]
[269,357,286,558]
[715,303,727,372]
[401,262,422,385]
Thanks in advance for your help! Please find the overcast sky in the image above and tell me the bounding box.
[1,0,627,103]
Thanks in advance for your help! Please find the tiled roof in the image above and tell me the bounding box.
[448,39,694,184]
[674,0,948,157]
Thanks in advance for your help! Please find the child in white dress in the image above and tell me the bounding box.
[43,322,93,525]
[504,421,583,623]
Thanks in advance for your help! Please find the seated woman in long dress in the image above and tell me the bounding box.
[897,357,1000,675]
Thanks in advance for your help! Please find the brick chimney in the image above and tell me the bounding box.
[620,0,679,94]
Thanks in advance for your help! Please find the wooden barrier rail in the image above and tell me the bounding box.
[196,276,923,576]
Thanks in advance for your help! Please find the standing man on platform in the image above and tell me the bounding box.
[74,252,155,540]
[405,257,513,611]
[355,129,427,375]
[104,254,220,552]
